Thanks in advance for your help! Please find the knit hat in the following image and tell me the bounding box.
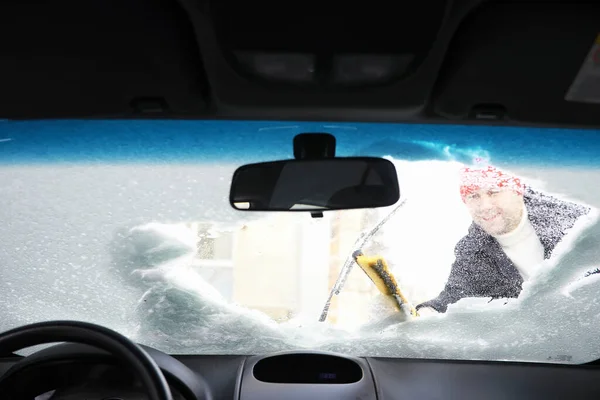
[459,165,523,202]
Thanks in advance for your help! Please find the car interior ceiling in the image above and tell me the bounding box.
[1,0,600,399]
[1,0,599,126]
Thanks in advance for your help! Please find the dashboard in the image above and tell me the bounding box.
[1,344,600,399]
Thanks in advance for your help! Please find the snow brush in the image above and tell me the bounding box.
[352,251,419,317]
[319,199,407,322]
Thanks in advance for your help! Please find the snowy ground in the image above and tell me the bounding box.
[0,159,599,363]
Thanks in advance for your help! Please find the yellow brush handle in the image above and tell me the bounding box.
[354,254,419,317]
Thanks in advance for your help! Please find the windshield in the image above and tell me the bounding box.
[1,120,599,364]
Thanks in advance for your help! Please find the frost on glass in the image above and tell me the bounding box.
[0,160,599,363]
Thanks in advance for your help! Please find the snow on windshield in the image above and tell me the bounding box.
[1,121,600,364]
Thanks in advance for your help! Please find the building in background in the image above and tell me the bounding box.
[185,210,383,328]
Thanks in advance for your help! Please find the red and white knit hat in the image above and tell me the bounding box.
[459,164,524,202]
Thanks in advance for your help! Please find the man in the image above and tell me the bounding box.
[416,165,592,313]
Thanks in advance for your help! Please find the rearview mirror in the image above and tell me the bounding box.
[230,157,400,211]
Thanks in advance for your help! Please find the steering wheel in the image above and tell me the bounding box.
[0,320,172,400]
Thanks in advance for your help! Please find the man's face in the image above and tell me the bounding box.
[464,187,525,235]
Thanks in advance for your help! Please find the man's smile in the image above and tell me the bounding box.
[481,212,501,222]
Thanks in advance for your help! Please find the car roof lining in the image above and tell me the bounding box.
[0,0,598,129]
